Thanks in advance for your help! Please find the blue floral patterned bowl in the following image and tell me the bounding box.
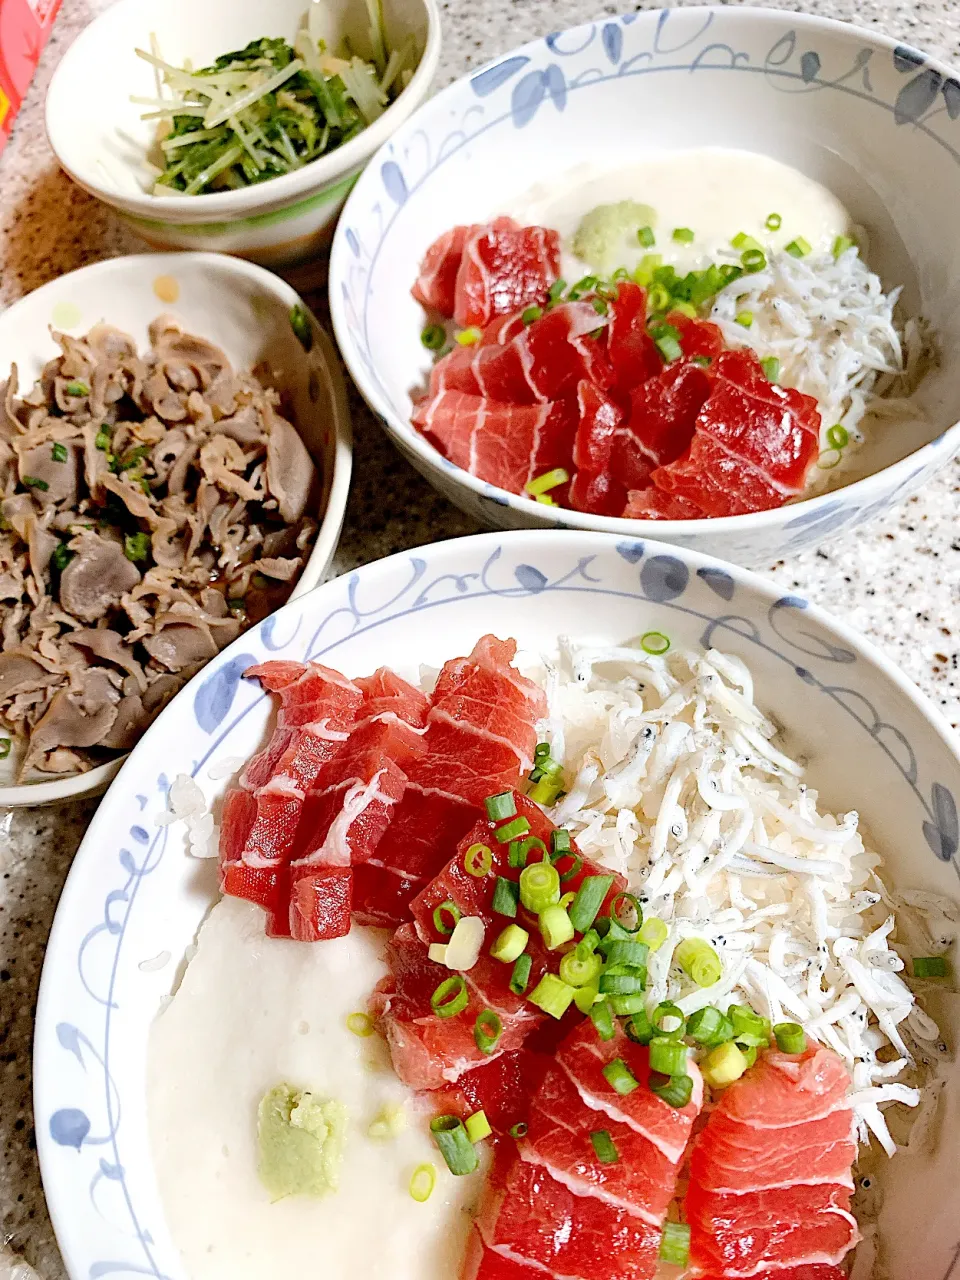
[329,7,960,567]
[33,529,960,1278]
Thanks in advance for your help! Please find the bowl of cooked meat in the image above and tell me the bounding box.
[0,252,352,805]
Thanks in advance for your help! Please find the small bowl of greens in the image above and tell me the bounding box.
[44,0,440,268]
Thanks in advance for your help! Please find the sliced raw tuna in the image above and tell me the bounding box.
[688,1045,858,1278]
[667,309,724,364]
[622,487,705,520]
[569,381,628,517]
[650,349,821,517]
[454,218,560,329]
[431,1048,550,1136]
[694,1269,847,1280]
[428,311,528,396]
[413,392,577,497]
[412,224,480,317]
[353,667,430,728]
[606,281,661,393]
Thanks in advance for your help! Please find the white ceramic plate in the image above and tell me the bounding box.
[35,529,960,1279]
[0,252,352,806]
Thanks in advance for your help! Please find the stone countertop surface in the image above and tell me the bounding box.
[0,0,958,1274]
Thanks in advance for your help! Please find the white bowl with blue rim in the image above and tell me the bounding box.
[44,0,441,268]
[33,528,960,1278]
[328,6,960,567]
[0,252,352,808]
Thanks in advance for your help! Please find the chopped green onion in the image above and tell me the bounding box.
[652,1002,686,1039]
[521,305,543,325]
[589,998,616,1041]
[465,1110,492,1143]
[817,449,843,471]
[409,1162,436,1201]
[124,532,151,563]
[22,476,49,491]
[492,876,520,918]
[525,468,569,497]
[509,836,548,868]
[491,924,529,964]
[568,274,599,300]
[553,851,582,883]
[430,1115,479,1175]
[529,973,576,1019]
[728,1004,771,1047]
[648,1036,689,1077]
[597,917,636,945]
[833,234,855,258]
[539,904,575,951]
[741,248,766,273]
[602,1057,639,1096]
[509,1122,528,1139]
[94,429,111,451]
[659,1221,691,1266]
[625,1008,655,1045]
[719,263,743,284]
[826,424,849,450]
[548,278,567,303]
[485,791,516,822]
[559,950,603,988]
[510,952,533,995]
[421,324,446,350]
[568,874,614,933]
[774,1021,807,1054]
[574,982,600,1013]
[634,253,663,287]
[640,630,670,655]
[495,816,530,844]
[590,1129,620,1164]
[672,227,695,244]
[609,993,647,1016]
[646,283,671,313]
[671,300,697,319]
[785,236,812,258]
[611,892,643,933]
[650,322,682,364]
[551,827,572,854]
[687,1006,734,1046]
[761,356,780,383]
[346,1011,375,1037]
[599,971,646,996]
[577,928,602,957]
[51,543,74,574]
[675,937,722,987]
[519,861,561,913]
[591,296,609,316]
[595,281,619,301]
[636,917,668,951]
[731,232,762,252]
[455,327,482,345]
[765,212,782,231]
[433,901,462,936]
[741,1044,759,1070]
[528,777,563,805]
[431,976,469,1019]
[464,842,493,877]
[701,1040,750,1088]
[913,956,949,978]
[601,940,649,969]
[637,225,656,248]
[474,1008,502,1055]
[51,442,68,463]
[650,1070,693,1108]
[735,310,754,328]
[64,380,89,397]
[0,738,11,760]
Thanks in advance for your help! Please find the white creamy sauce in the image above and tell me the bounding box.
[509,147,852,278]
[149,897,480,1280]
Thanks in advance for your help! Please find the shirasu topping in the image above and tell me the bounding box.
[526,637,955,1157]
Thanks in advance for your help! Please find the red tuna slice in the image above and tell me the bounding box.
[555,1018,703,1166]
[666,309,724,364]
[372,923,548,1089]
[569,381,629,517]
[606,281,661,393]
[432,1048,550,1136]
[710,1045,853,1130]
[695,1268,847,1280]
[454,218,560,329]
[622,487,705,520]
[627,361,713,473]
[475,302,612,404]
[413,391,577,497]
[694,1104,856,1194]
[472,1154,661,1280]
[428,311,528,397]
[685,1181,858,1276]
[280,867,352,942]
[412,224,481,317]
[520,1063,682,1222]
[430,634,544,712]
[353,667,430,728]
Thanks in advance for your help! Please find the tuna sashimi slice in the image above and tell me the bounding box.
[694,1105,856,1193]
[428,311,528,396]
[555,1019,703,1165]
[626,361,713,473]
[569,381,629,517]
[412,224,481,317]
[694,1268,847,1280]
[454,218,561,328]
[520,1063,681,1222]
[431,1048,550,1136]
[708,1045,853,1130]
[280,867,353,943]
[353,667,430,728]
[667,309,724,364]
[606,281,661,393]
[622,487,705,520]
[472,1154,662,1280]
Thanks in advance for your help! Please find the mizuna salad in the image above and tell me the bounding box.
[152,631,954,1279]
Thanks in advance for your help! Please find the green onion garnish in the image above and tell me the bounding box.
[649,1070,693,1108]
[430,1115,479,1175]
[601,940,649,969]
[485,791,516,822]
[525,468,569,498]
[510,952,533,995]
[521,305,543,326]
[492,876,519,918]
[648,1036,689,1077]
[508,1122,528,1139]
[509,836,548,869]
[491,924,528,964]
[636,917,668,951]
[634,253,663,288]
[548,278,567,304]
[671,300,697,319]
[727,1004,771,1047]
[346,1011,375,1037]
[529,973,576,1019]
[431,976,469,1019]
[650,322,682,364]
[741,248,766,273]
[464,842,493,878]
[553,852,582,884]
[611,891,643,933]
[421,324,446,351]
[64,380,89,397]
[610,993,646,1016]
[574,982,600,1014]
[568,874,614,933]
[591,296,609,316]
[94,429,111,451]
[826,424,849,450]
[433,901,461,936]
[785,236,811,258]
[51,442,68,463]
[528,778,563,805]
[686,1006,734,1046]
[599,971,646,996]
[568,274,599,301]
[22,476,49,491]
[833,234,855,258]
[409,1162,436,1202]
[559,950,603,988]
[773,1021,807,1054]
[519,860,561,914]
[637,225,656,248]
[646,283,672,314]
[589,998,616,1042]
[701,1040,750,1088]
[474,1008,502,1055]
[602,1057,639,1096]
[731,231,761,252]
[913,956,949,978]
[761,356,780,383]
[675,937,722,987]
[0,738,13,760]
[550,827,572,855]
[672,227,695,244]
[736,310,754,328]
[495,816,530,844]
[625,1008,654,1045]
[652,1001,685,1040]
[51,543,74,574]
[659,1221,691,1266]
[765,212,782,231]
[539,904,575,951]
[590,1129,620,1164]
[455,327,482,346]
[124,532,151,563]
[640,630,670,655]
[465,1110,492,1143]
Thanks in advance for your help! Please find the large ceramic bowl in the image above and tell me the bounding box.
[34,529,960,1280]
[0,252,352,807]
[329,7,960,567]
[45,0,441,267]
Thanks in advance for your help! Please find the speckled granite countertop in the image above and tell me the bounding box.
[1,0,958,1274]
